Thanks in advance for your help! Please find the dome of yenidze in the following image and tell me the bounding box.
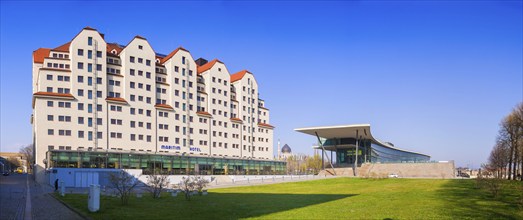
[281,144,291,153]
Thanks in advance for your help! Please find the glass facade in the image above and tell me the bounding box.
[323,138,429,165]
[49,150,286,175]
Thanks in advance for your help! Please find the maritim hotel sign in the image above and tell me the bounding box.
[161,145,202,152]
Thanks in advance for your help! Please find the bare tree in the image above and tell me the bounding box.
[178,176,197,201]
[501,113,519,180]
[194,176,210,195]
[145,173,170,198]
[488,138,510,179]
[109,171,140,205]
[19,144,33,173]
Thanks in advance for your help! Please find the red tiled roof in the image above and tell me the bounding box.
[258,122,275,129]
[33,92,74,99]
[160,47,190,64]
[107,43,124,55]
[230,118,243,122]
[40,68,71,72]
[134,35,147,40]
[155,104,174,110]
[231,70,251,83]
[105,97,128,103]
[52,42,71,52]
[196,111,212,117]
[196,59,223,74]
[83,26,97,31]
[33,48,51,64]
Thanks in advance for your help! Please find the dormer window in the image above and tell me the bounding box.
[111,49,117,54]
[156,58,160,63]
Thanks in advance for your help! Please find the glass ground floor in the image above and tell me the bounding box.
[321,138,430,166]
[49,150,286,175]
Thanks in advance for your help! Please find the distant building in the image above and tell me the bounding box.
[0,152,27,173]
[295,124,430,167]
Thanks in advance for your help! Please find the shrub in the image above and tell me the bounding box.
[109,171,140,205]
[146,173,170,199]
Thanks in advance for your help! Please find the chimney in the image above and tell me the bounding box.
[195,58,208,66]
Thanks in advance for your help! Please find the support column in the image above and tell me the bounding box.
[321,148,324,170]
[354,130,359,176]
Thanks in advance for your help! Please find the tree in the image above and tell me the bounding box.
[178,176,197,201]
[109,171,140,205]
[305,154,323,174]
[194,176,210,195]
[145,172,170,198]
[19,144,33,173]
[488,138,510,179]
[500,112,521,180]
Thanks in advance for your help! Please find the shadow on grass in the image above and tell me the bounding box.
[60,192,356,219]
[437,179,522,219]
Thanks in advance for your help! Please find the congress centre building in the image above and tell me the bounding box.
[31,27,285,183]
[295,124,430,168]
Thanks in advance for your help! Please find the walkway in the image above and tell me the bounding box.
[0,174,84,220]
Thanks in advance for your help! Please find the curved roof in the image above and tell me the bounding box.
[281,144,292,153]
[294,124,430,157]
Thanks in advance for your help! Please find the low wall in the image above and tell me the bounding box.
[360,161,456,179]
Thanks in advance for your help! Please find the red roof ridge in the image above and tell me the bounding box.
[83,26,97,31]
[105,97,128,103]
[258,122,275,129]
[196,59,224,74]
[52,42,71,52]
[33,92,74,99]
[196,111,213,117]
[33,48,51,64]
[160,47,189,64]
[231,70,251,83]
[154,104,174,110]
[134,35,147,40]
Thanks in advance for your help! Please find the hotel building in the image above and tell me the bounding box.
[31,27,284,183]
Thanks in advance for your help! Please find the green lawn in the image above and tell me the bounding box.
[56,178,523,219]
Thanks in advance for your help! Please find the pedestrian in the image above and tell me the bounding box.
[54,178,59,192]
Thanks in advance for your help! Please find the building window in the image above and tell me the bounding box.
[48,129,54,135]
[88,37,93,46]
[78,62,84,69]
[130,56,135,63]
[78,49,84,56]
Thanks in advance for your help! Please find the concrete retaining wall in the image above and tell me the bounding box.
[359,161,456,178]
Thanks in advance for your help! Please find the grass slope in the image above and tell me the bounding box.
[57,178,523,219]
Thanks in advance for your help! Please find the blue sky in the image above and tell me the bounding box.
[1,1,521,168]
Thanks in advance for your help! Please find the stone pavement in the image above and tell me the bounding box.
[29,176,84,220]
[0,174,84,220]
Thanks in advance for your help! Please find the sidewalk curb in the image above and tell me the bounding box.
[49,193,91,220]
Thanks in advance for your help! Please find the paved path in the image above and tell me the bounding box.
[0,174,84,220]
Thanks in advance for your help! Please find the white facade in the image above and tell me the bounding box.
[31,27,275,180]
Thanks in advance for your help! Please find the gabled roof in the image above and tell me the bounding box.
[196,59,223,74]
[160,47,189,64]
[107,43,124,55]
[33,48,51,64]
[231,70,251,83]
[52,42,71,52]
